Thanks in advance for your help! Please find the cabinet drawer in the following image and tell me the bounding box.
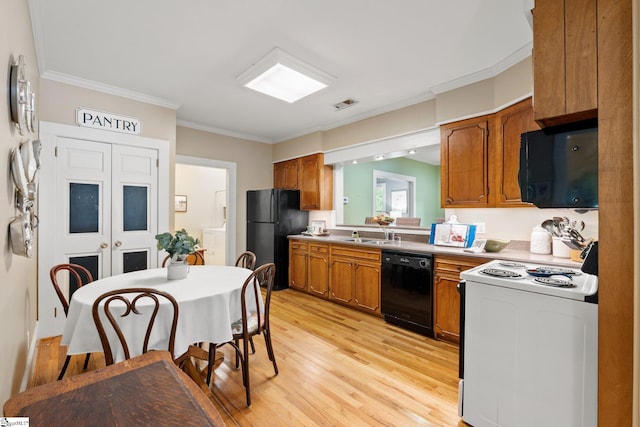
[434,256,484,276]
[330,245,381,262]
[290,241,308,251]
[309,243,329,254]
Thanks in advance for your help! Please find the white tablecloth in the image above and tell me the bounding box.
[61,265,257,362]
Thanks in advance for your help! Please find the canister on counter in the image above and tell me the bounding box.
[530,226,552,254]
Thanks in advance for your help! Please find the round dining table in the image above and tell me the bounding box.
[61,265,257,363]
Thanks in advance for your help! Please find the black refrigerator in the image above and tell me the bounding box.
[246,189,309,290]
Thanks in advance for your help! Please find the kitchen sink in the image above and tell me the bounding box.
[341,238,394,245]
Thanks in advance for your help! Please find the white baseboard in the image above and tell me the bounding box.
[19,321,39,392]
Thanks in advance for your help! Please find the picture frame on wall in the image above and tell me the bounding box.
[175,195,187,212]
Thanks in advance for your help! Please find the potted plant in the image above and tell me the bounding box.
[155,229,201,279]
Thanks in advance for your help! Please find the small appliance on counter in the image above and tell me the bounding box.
[457,259,598,427]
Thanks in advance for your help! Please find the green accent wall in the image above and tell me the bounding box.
[343,157,443,226]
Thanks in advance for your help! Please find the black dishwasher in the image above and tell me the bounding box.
[381,250,434,337]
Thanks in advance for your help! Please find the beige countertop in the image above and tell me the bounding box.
[288,233,584,269]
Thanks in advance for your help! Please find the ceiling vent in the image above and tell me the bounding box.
[333,98,358,111]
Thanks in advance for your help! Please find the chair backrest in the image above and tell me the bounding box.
[92,288,179,366]
[235,251,257,270]
[364,216,375,224]
[239,263,275,336]
[50,263,94,316]
[396,217,421,226]
[161,250,205,267]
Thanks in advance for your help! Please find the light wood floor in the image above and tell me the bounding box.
[31,289,467,426]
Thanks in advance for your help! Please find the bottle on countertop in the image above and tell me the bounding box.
[530,226,552,254]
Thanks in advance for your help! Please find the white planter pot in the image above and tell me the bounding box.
[167,260,189,280]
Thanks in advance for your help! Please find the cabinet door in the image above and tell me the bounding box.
[493,98,539,207]
[440,116,490,207]
[274,159,298,189]
[533,0,597,126]
[289,241,308,291]
[299,153,333,210]
[353,262,381,313]
[433,274,461,344]
[329,258,354,304]
[308,244,329,298]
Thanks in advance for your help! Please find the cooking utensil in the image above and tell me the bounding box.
[541,219,556,236]
[561,237,584,250]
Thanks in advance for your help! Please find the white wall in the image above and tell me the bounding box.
[174,163,227,243]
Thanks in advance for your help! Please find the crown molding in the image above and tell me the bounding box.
[40,70,181,110]
[430,42,533,94]
[176,120,273,144]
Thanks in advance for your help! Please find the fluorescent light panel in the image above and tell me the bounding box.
[237,48,333,103]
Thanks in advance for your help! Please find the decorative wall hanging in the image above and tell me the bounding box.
[9,139,41,257]
[10,55,36,135]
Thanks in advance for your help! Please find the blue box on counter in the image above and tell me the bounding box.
[429,223,476,248]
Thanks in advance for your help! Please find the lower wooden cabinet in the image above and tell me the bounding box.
[433,255,485,344]
[289,241,308,291]
[329,245,381,315]
[308,243,330,298]
[288,239,381,315]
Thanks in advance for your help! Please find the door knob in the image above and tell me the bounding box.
[100,242,108,249]
[114,240,122,247]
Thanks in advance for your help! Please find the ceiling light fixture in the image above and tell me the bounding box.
[375,155,384,161]
[408,150,416,155]
[236,47,334,103]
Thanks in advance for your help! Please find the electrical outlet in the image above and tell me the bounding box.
[343,196,349,204]
[474,222,486,233]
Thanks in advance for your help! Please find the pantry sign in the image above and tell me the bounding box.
[76,108,142,135]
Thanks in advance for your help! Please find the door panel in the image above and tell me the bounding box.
[111,144,159,275]
[57,138,112,279]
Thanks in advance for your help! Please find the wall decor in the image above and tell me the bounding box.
[10,55,36,135]
[175,195,187,212]
[76,108,142,135]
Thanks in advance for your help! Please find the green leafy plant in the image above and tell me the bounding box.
[155,229,201,261]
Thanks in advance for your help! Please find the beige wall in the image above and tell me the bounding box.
[0,0,40,405]
[176,126,273,258]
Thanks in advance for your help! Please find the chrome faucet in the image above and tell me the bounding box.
[385,229,395,241]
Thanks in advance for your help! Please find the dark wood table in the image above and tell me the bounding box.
[3,351,225,426]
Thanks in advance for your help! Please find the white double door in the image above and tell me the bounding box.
[38,122,169,337]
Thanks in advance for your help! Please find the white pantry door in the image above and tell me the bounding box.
[38,122,169,338]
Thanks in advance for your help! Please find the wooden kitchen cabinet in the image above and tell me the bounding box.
[308,243,330,298]
[289,240,308,291]
[532,0,597,127]
[274,153,333,210]
[273,158,299,190]
[440,98,539,208]
[493,97,540,207]
[329,245,381,315]
[440,115,491,208]
[299,153,333,210]
[433,255,484,344]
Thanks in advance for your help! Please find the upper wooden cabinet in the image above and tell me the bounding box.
[274,153,333,210]
[440,115,491,208]
[440,98,539,208]
[532,0,597,127]
[493,98,541,207]
[273,158,298,190]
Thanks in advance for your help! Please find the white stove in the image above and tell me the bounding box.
[460,259,598,301]
[458,259,598,427]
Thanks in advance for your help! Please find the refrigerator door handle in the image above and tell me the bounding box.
[270,190,275,222]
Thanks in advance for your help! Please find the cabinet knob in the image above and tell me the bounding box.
[100,242,108,249]
[114,240,122,247]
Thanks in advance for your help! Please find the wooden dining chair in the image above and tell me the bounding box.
[235,251,256,270]
[161,250,205,267]
[92,288,179,366]
[206,263,277,406]
[50,263,94,380]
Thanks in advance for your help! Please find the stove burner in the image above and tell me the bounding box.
[498,261,526,268]
[533,277,576,288]
[480,268,524,278]
[534,266,581,276]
